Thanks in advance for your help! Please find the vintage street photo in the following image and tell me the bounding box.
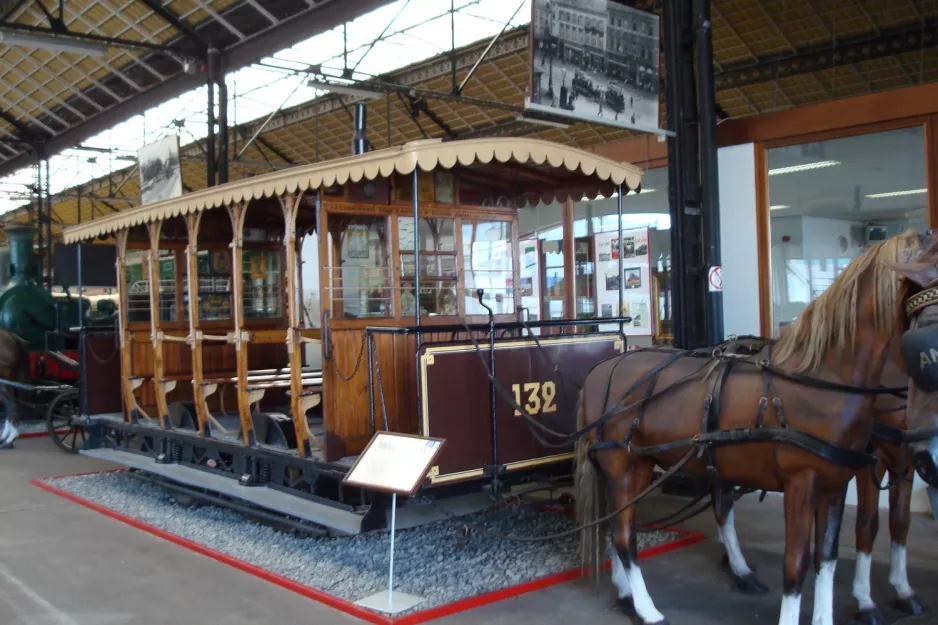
[138,135,183,206]
[529,0,660,130]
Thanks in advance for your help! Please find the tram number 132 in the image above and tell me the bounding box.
[511,381,557,416]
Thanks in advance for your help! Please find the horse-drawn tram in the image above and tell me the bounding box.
[62,137,644,535]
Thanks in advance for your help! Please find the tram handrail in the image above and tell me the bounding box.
[362,316,633,336]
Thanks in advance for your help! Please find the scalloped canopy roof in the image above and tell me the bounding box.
[61,136,644,243]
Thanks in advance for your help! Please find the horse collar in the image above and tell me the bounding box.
[905,285,938,318]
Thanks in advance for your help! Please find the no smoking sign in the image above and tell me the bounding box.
[708,266,723,292]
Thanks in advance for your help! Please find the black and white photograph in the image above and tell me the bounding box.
[625,266,643,289]
[528,0,660,131]
[604,268,620,291]
[137,135,183,206]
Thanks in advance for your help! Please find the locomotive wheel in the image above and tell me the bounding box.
[46,389,85,454]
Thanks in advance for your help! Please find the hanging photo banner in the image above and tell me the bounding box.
[594,227,653,337]
[138,134,183,206]
[527,0,662,135]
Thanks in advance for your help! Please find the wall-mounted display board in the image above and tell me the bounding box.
[593,227,653,337]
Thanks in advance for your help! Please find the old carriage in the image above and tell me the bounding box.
[62,137,644,535]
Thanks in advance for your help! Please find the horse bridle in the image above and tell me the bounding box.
[898,283,938,444]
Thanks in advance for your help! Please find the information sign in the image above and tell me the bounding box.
[708,266,723,292]
[343,431,446,496]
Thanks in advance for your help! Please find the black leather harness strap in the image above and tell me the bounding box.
[627,426,876,470]
[702,358,734,478]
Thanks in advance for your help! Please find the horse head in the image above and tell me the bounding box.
[889,231,938,487]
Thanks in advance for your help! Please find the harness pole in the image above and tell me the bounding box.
[413,168,422,435]
[388,491,397,606]
[617,184,624,337]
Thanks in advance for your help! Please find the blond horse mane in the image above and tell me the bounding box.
[772,228,923,373]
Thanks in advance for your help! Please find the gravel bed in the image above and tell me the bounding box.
[44,471,684,616]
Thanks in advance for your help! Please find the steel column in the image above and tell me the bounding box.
[694,0,723,345]
[217,53,229,185]
[664,0,705,349]
[206,47,218,187]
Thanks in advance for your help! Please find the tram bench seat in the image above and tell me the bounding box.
[201,369,322,387]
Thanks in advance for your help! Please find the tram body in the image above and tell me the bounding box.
[64,138,643,533]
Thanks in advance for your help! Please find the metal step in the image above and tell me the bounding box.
[80,447,364,535]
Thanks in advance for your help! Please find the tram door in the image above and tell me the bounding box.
[539,239,565,335]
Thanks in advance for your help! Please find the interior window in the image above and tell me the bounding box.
[243,250,282,319]
[125,249,176,323]
[183,249,232,321]
[462,220,514,316]
[766,126,927,336]
[398,216,458,316]
[329,215,391,319]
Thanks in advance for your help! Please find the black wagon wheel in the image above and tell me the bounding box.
[46,389,85,453]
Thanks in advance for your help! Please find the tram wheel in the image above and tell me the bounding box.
[46,389,85,454]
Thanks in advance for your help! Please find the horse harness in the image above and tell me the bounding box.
[587,336,908,475]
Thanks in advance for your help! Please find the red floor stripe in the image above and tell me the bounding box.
[32,472,705,624]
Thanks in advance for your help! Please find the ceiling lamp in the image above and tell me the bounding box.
[515,114,570,129]
[0,28,108,57]
[767,160,841,176]
[306,78,383,100]
[865,188,927,199]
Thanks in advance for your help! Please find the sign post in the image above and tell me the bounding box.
[346,431,446,614]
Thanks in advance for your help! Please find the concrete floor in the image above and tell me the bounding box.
[3,436,938,625]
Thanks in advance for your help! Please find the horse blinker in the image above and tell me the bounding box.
[901,327,938,391]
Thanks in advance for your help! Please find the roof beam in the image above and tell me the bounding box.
[135,0,208,51]
[255,136,294,165]
[0,0,394,179]
[0,22,184,54]
[715,17,938,91]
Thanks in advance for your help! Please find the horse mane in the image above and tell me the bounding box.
[772,228,923,373]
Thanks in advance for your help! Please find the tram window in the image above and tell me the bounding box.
[182,250,232,322]
[462,220,514,316]
[125,249,177,324]
[329,216,391,319]
[243,250,282,319]
[398,217,457,316]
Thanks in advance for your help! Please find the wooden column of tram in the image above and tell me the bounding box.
[227,202,256,445]
[184,213,211,436]
[114,230,136,422]
[280,191,321,457]
[146,221,172,428]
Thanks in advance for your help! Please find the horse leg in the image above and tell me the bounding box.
[811,487,846,625]
[609,540,633,609]
[852,464,884,624]
[713,489,768,595]
[778,470,820,625]
[610,455,667,625]
[887,469,927,616]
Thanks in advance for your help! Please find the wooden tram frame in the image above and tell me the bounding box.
[62,137,644,534]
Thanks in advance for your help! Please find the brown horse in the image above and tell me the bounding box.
[700,347,924,623]
[0,328,30,447]
[574,230,923,625]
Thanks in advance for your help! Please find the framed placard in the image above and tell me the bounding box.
[343,432,446,496]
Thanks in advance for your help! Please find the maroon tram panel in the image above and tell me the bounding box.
[418,334,624,485]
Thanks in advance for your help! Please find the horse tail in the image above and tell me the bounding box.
[574,387,605,582]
